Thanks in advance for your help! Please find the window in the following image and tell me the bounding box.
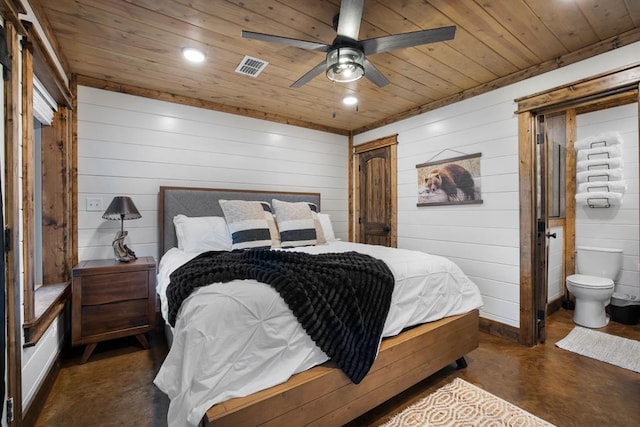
[20,34,73,346]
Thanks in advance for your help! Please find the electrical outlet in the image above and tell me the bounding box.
[87,198,103,211]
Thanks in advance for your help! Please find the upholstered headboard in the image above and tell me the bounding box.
[159,186,321,256]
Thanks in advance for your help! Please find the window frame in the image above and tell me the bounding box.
[20,26,73,346]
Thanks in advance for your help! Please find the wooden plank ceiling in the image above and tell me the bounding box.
[35,0,640,134]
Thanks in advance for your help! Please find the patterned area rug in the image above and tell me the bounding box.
[382,378,554,427]
[555,326,640,373]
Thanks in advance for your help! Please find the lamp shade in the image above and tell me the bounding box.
[102,196,141,221]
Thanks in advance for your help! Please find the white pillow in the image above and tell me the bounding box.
[173,215,232,252]
[318,213,336,241]
[311,211,326,244]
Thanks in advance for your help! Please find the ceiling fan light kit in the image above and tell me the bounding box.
[326,47,365,83]
[242,0,455,88]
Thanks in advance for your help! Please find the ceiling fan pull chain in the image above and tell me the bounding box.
[332,82,337,119]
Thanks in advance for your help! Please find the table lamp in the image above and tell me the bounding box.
[102,196,141,262]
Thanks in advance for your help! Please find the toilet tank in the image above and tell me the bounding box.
[576,246,623,280]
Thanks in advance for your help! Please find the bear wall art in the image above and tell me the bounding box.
[416,153,483,206]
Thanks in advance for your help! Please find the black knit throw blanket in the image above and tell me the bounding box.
[166,249,395,384]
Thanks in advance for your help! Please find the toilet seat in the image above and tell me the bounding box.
[567,274,614,289]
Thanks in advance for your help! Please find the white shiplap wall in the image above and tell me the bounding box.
[77,86,348,261]
[356,93,521,327]
[355,42,640,327]
[575,104,639,298]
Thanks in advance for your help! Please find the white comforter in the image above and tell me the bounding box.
[154,241,483,426]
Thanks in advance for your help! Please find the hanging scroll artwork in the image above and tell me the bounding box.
[416,153,483,206]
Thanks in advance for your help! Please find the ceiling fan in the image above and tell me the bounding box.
[241,0,456,88]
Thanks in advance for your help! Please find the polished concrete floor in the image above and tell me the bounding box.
[34,309,640,427]
[350,309,640,427]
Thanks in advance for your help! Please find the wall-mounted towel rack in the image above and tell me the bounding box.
[574,131,625,209]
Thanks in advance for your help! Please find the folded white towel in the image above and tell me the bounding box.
[575,191,623,207]
[574,131,623,151]
[576,168,624,183]
[577,180,627,194]
[576,145,622,162]
[576,157,623,172]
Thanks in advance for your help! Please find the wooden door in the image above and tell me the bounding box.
[532,112,568,343]
[533,114,552,343]
[354,135,397,247]
[0,157,5,412]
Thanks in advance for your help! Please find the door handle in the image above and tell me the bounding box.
[383,225,390,233]
[546,232,556,239]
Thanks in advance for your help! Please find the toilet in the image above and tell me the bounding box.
[566,246,622,328]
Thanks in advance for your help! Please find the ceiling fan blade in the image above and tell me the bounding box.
[290,60,327,88]
[242,30,330,52]
[363,58,389,87]
[336,0,364,40]
[361,26,456,55]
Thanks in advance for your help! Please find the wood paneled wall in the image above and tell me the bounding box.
[41,108,74,284]
[76,86,349,261]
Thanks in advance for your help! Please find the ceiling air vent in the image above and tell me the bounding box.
[235,56,269,77]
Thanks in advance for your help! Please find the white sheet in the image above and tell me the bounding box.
[154,241,483,426]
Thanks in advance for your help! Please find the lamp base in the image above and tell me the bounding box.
[112,231,137,262]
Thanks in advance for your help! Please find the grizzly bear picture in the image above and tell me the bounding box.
[425,163,476,201]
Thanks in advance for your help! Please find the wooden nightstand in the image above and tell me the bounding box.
[72,256,156,363]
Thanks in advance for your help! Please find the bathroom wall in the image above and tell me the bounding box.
[575,103,640,298]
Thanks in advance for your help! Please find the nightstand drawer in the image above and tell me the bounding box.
[82,270,149,305]
[81,299,149,337]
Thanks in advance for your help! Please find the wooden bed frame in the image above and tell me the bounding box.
[204,311,478,426]
[158,186,480,426]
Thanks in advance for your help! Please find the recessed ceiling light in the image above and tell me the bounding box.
[342,95,358,106]
[182,48,205,63]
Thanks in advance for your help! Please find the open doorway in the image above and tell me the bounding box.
[516,65,640,346]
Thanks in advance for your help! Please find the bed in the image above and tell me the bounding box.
[153,186,482,426]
